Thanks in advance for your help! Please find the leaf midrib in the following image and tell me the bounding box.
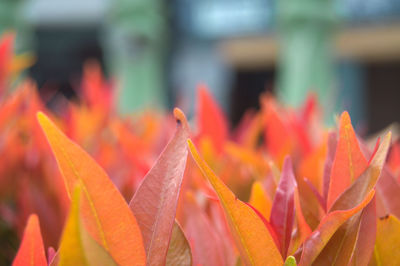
[56,134,109,251]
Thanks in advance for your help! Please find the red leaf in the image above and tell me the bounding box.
[81,61,113,111]
[197,84,228,152]
[270,156,296,258]
[262,97,292,164]
[300,93,317,123]
[129,108,189,265]
[289,111,313,155]
[0,32,14,92]
[327,112,368,209]
[12,214,47,266]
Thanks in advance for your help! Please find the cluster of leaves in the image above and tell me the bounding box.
[2,34,400,266]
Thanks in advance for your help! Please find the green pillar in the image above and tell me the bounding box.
[106,0,167,114]
[276,0,337,121]
[0,0,32,86]
[0,1,20,34]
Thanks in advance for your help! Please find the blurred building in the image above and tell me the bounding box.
[172,0,400,133]
[2,0,400,133]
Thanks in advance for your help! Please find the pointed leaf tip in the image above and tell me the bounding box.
[370,131,391,168]
[284,256,297,266]
[327,111,368,209]
[327,132,390,216]
[341,111,351,123]
[173,107,189,131]
[12,214,47,266]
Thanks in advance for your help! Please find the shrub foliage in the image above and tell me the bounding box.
[1,34,400,266]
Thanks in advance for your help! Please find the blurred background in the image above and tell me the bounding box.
[2,0,400,134]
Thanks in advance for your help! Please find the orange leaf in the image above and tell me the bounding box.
[298,142,327,194]
[188,140,283,266]
[12,214,47,266]
[329,132,391,213]
[288,187,312,255]
[295,175,325,230]
[225,142,270,179]
[299,190,375,266]
[348,197,376,266]
[37,112,146,266]
[300,132,391,265]
[313,210,363,265]
[327,112,368,209]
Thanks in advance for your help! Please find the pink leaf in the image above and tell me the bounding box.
[376,168,400,219]
[129,108,189,265]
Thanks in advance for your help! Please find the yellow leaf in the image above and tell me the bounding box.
[374,215,400,265]
[249,181,272,220]
[59,187,117,266]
